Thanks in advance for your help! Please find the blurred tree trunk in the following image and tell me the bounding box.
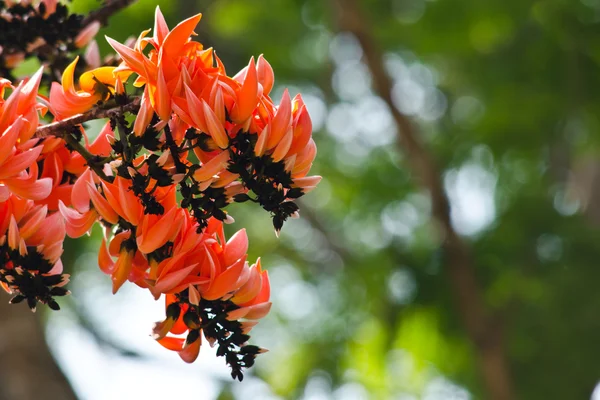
[0,293,77,400]
[331,1,515,399]
[566,157,600,225]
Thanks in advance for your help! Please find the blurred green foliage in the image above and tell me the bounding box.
[57,0,600,398]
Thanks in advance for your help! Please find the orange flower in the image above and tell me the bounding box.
[0,68,53,201]
[0,7,320,376]
[107,8,206,123]
[151,224,270,367]
[49,57,125,119]
[0,194,69,310]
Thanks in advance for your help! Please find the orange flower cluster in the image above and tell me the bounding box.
[60,170,271,368]
[0,6,319,380]
[105,8,320,213]
[0,68,110,310]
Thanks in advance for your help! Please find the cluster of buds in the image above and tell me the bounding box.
[0,67,79,310]
[0,4,319,380]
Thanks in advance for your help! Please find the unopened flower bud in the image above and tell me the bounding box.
[75,22,101,49]
[84,40,101,69]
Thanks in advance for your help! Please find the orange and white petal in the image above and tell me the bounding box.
[58,201,98,238]
[0,146,43,179]
[4,175,52,201]
[133,90,154,136]
[7,216,20,251]
[231,266,262,305]
[154,66,172,121]
[154,263,197,294]
[254,125,269,157]
[136,207,183,254]
[226,302,272,321]
[106,36,146,76]
[192,150,230,182]
[201,256,247,301]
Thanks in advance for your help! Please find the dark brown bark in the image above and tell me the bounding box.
[329,1,515,399]
[0,293,77,400]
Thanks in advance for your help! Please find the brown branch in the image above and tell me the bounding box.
[82,0,139,27]
[35,98,140,181]
[330,1,515,399]
[35,97,141,139]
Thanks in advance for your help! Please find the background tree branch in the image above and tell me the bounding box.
[82,0,139,27]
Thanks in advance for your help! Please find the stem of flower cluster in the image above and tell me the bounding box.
[34,97,141,139]
[61,133,112,182]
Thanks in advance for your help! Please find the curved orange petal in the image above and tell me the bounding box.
[58,201,98,238]
[160,13,202,63]
[106,36,146,76]
[154,263,197,294]
[153,6,169,46]
[267,89,292,150]
[4,175,52,201]
[192,150,229,182]
[18,205,47,240]
[231,57,258,124]
[202,256,247,301]
[136,207,183,254]
[87,183,119,224]
[0,146,43,179]
[256,55,274,95]
[98,237,115,274]
[112,250,134,294]
[157,336,184,352]
[0,117,23,166]
[179,334,201,363]
[223,228,248,267]
[202,99,228,149]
